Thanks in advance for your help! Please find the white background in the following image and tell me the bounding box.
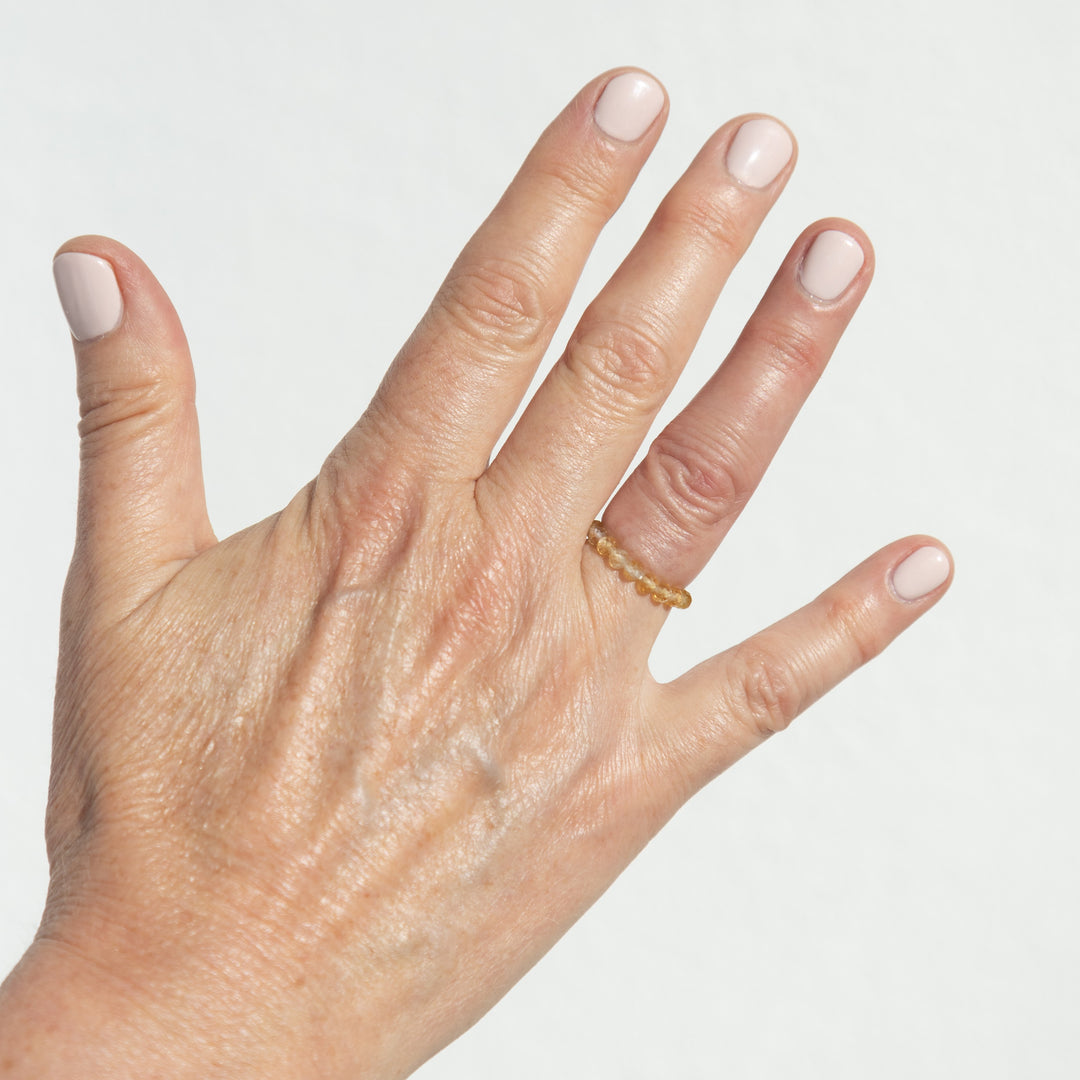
[1,0,1078,1075]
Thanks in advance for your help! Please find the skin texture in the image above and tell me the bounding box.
[0,68,951,1077]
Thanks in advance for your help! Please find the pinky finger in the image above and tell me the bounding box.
[653,537,953,789]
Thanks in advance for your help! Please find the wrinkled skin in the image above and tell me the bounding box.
[0,69,949,1078]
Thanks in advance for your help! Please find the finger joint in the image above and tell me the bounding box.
[654,188,746,265]
[729,644,803,740]
[641,431,748,536]
[824,593,883,668]
[751,317,823,384]
[564,314,674,416]
[434,258,549,352]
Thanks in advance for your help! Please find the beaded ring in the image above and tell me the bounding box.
[586,520,691,610]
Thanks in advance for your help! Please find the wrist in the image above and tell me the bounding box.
[0,911,404,1080]
[0,936,187,1078]
[1,926,310,1079]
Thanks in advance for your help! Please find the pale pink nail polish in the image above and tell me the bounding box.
[890,546,951,601]
[53,252,123,342]
[798,230,865,302]
[726,118,793,189]
[593,71,665,143]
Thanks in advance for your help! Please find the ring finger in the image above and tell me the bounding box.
[597,219,874,610]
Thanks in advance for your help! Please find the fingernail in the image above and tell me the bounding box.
[890,546,951,601]
[593,71,665,143]
[726,117,793,188]
[53,252,124,342]
[798,230,865,301]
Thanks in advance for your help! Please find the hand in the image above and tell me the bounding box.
[0,68,951,1078]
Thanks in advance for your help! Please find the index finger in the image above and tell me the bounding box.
[329,69,668,496]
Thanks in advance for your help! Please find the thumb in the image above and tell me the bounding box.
[53,237,215,614]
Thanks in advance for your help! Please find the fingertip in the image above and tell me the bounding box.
[53,250,124,343]
[801,217,874,262]
[591,67,668,144]
[722,113,798,190]
[794,217,874,304]
[53,235,137,318]
[54,233,125,262]
[52,235,191,359]
[888,536,954,604]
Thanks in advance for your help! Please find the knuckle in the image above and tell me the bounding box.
[729,644,803,739]
[565,315,673,415]
[435,258,548,350]
[752,317,823,382]
[824,593,883,668]
[77,378,182,446]
[642,433,747,535]
[537,157,619,222]
[313,447,427,586]
[656,188,746,262]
